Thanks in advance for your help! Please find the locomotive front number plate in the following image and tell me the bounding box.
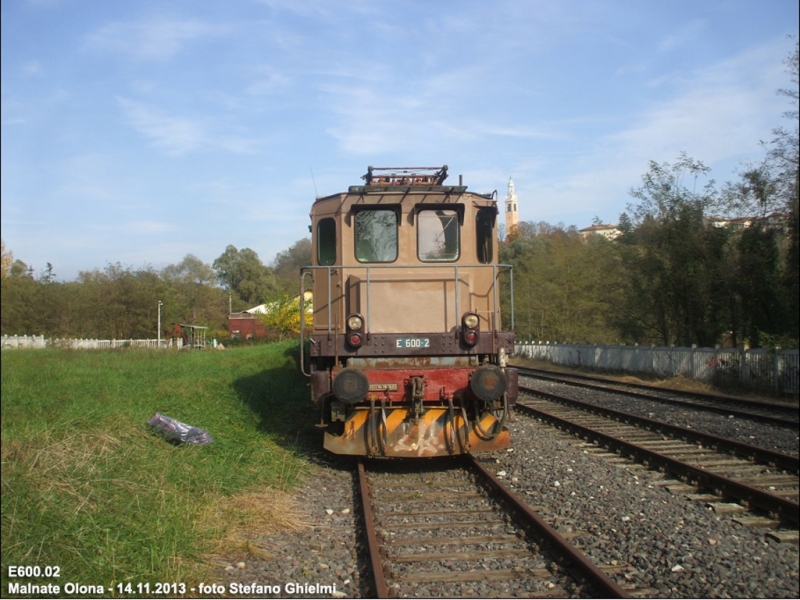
[396,338,431,348]
[369,383,398,391]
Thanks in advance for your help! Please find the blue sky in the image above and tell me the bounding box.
[2,0,798,281]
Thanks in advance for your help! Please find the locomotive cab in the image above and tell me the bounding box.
[300,166,517,457]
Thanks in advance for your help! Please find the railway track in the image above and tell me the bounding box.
[515,366,799,427]
[515,385,799,531]
[357,456,631,598]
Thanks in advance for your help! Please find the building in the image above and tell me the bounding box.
[706,212,789,234]
[504,177,519,235]
[579,224,621,240]
[228,292,313,340]
[228,305,269,340]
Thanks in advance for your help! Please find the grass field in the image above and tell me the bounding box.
[1,342,314,595]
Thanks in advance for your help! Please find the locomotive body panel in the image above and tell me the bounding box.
[301,166,515,457]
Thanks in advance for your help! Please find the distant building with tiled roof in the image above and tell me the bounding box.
[579,223,621,240]
[706,212,789,234]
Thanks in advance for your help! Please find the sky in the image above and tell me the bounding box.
[2,0,798,281]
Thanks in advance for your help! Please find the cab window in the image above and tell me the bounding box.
[476,208,494,264]
[355,209,398,262]
[418,209,459,262]
[317,218,336,266]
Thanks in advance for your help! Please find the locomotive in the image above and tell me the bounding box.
[300,166,517,457]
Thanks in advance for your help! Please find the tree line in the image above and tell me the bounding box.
[0,240,311,341]
[2,44,796,349]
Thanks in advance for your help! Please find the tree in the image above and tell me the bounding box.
[1,240,12,277]
[9,260,32,278]
[162,254,215,285]
[500,222,624,343]
[258,293,312,341]
[722,166,780,218]
[619,155,731,346]
[162,254,226,328]
[39,262,56,284]
[627,152,718,226]
[736,225,788,347]
[212,245,278,307]
[271,238,311,294]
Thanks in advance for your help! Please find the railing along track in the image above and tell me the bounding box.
[356,457,630,598]
[516,386,799,526]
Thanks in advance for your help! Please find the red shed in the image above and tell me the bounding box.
[228,305,269,340]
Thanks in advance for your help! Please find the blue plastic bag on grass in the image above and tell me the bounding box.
[147,412,213,445]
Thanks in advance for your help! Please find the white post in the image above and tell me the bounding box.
[158,301,162,348]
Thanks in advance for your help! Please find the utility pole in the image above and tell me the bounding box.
[229,292,232,314]
[158,300,163,347]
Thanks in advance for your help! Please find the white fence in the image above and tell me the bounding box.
[515,342,799,396]
[2,335,170,350]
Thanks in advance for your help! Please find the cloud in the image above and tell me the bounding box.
[253,0,377,19]
[116,97,264,156]
[117,97,207,155]
[21,60,42,76]
[613,40,788,165]
[503,38,793,226]
[128,221,176,234]
[86,18,230,61]
[658,19,707,53]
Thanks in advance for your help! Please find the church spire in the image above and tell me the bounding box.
[505,177,519,234]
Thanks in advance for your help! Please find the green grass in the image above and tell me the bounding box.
[1,342,313,596]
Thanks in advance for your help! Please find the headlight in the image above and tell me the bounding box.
[347,315,363,330]
[464,313,479,328]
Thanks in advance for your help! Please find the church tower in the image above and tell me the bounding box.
[505,177,519,235]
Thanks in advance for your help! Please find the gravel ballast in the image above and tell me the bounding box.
[520,375,800,457]
[215,402,798,598]
[485,411,799,598]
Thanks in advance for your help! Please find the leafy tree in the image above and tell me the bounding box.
[618,155,731,346]
[38,262,56,284]
[162,254,215,285]
[161,254,226,328]
[213,245,278,307]
[258,294,312,341]
[0,274,39,334]
[271,238,311,294]
[9,259,31,278]
[1,240,12,277]
[736,225,787,347]
[627,152,718,226]
[500,222,624,343]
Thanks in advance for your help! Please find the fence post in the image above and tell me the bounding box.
[690,344,696,380]
[774,349,780,396]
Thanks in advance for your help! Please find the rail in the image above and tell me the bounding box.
[516,387,799,525]
[299,263,513,376]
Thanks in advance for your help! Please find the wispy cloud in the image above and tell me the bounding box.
[253,0,378,19]
[86,18,230,61]
[658,19,707,52]
[21,60,42,76]
[614,39,788,164]
[116,97,262,156]
[128,221,176,234]
[117,97,207,154]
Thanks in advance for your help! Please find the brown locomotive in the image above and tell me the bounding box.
[300,166,517,457]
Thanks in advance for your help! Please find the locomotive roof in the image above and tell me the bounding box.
[313,186,496,205]
[313,165,497,204]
